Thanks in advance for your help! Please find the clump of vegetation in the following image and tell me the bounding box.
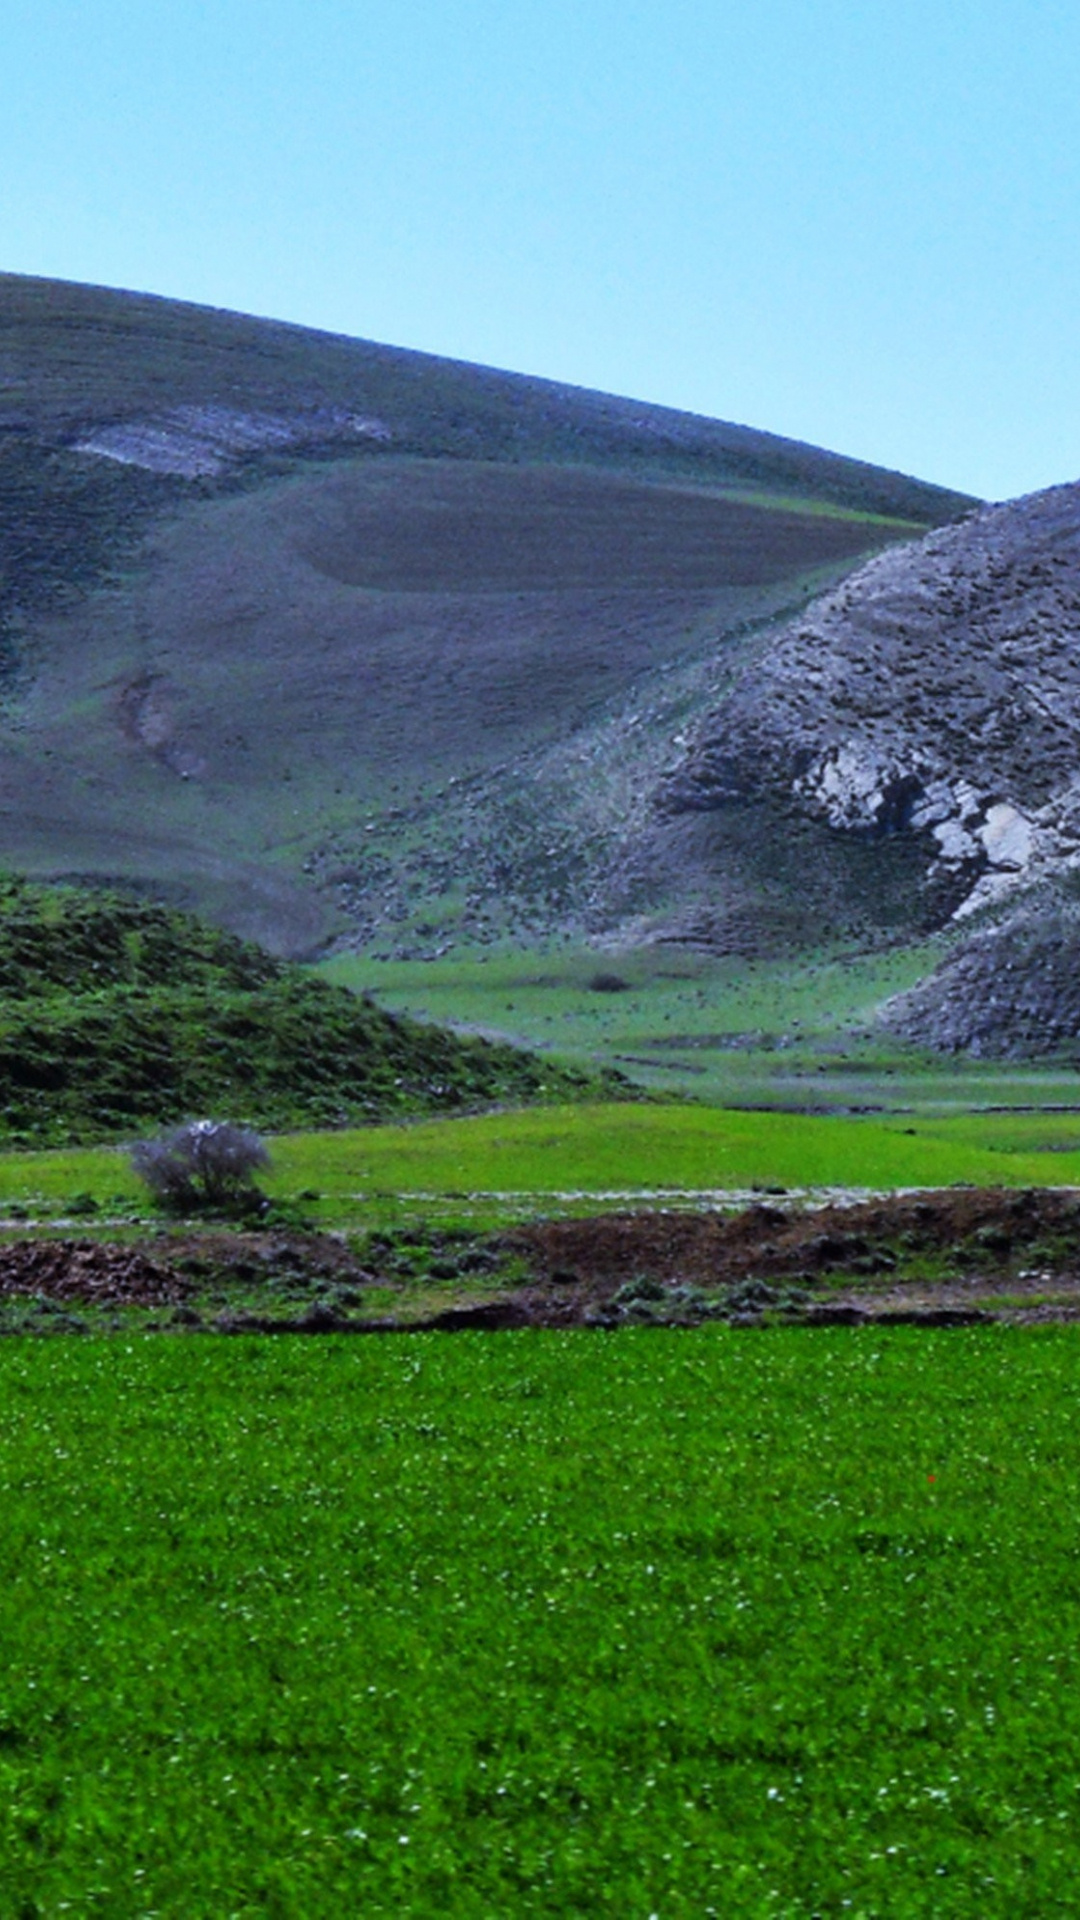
[588,971,631,993]
[131,1120,270,1214]
[0,876,628,1145]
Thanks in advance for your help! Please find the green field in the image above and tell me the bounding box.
[5,1102,1080,1236]
[2,1331,1080,1915]
[320,939,1080,1115]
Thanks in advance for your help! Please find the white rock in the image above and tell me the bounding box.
[954,780,986,824]
[952,870,1027,920]
[802,743,892,828]
[979,803,1033,869]
[909,778,957,830]
[932,819,979,863]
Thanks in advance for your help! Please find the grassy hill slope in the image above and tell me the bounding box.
[0,274,974,956]
[1,273,972,513]
[0,878,619,1146]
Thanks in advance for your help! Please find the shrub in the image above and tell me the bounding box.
[130,1119,270,1213]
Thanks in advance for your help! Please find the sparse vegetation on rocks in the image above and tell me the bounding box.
[881,895,1080,1056]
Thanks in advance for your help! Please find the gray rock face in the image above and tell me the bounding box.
[660,481,1080,923]
[881,902,1080,1056]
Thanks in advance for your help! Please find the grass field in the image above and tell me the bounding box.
[2,1331,1080,1915]
[6,1103,1080,1234]
[321,940,1080,1114]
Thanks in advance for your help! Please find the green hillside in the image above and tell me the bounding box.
[0,273,975,957]
[0,878,619,1145]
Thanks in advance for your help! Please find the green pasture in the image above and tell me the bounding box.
[316,937,931,1050]
[319,941,1080,1115]
[3,1331,1080,1915]
[264,1105,1080,1208]
[6,1103,1080,1231]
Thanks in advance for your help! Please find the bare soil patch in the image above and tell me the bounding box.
[4,1190,1080,1330]
[0,1239,185,1306]
[501,1187,1080,1327]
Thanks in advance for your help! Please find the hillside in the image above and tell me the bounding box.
[625,483,1080,942]
[0,878,619,1145]
[0,273,972,956]
[571,475,1080,1061]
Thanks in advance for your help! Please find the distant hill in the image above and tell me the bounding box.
[0,877,620,1145]
[0,273,973,957]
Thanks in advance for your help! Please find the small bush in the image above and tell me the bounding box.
[131,1120,270,1213]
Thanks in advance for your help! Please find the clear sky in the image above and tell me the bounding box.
[3,0,1079,500]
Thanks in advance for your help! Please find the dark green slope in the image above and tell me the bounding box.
[0,880,619,1145]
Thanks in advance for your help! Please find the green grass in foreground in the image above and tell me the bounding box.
[5,1103,1080,1232]
[2,1333,1080,1914]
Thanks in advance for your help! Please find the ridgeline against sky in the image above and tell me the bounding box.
[3,0,1080,502]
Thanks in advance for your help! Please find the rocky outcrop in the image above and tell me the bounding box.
[73,404,391,478]
[880,899,1080,1057]
[659,481,1080,923]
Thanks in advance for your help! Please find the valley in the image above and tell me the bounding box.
[7,273,1080,1916]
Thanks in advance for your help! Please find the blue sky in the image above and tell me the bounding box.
[4,0,1079,499]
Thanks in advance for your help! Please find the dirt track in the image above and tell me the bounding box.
[3,1189,1080,1329]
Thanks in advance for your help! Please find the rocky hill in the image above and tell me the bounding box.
[879,896,1080,1058]
[630,482,1080,951]
[0,274,971,957]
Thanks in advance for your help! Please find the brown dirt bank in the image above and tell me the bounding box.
[4,1189,1080,1329]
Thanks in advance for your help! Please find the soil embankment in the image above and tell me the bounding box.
[3,1188,1080,1330]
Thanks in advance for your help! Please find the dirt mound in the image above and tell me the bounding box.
[0,1239,185,1305]
[5,1189,1080,1328]
[0,1226,372,1311]
[502,1187,1080,1325]
[510,1187,1080,1286]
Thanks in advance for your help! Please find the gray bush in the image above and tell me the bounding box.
[131,1119,270,1212]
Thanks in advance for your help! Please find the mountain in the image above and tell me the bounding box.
[0,273,973,957]
[637,479,1080,1057]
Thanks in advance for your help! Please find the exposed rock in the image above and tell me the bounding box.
[73,405,391,478]
[881,898,1080,1056]
[658,481,1080,923]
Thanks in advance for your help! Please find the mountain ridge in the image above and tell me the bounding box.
[0,271,975,519]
